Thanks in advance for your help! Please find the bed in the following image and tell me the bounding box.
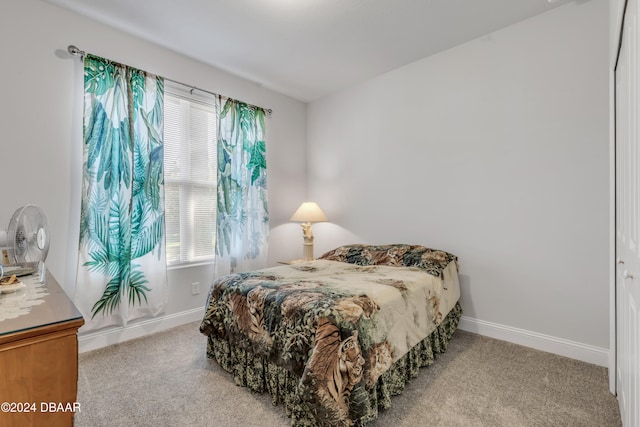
[199,244,462,426]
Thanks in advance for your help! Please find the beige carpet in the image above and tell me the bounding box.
[75,323,621,427]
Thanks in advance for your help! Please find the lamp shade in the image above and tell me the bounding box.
[289,202,328,223]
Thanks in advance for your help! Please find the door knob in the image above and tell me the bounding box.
[617,257,625,265]
[623,269,634,279]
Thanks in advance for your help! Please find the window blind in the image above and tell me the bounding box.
[164,84,218,266]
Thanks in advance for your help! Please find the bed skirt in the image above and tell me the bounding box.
[206,301,462,426]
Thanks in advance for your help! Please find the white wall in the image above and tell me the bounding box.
[0,0,611,359]
[0,0,306,338]
[308,0,609,353]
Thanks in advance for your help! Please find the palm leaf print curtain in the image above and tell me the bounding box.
[215,98,269,276]
[75,54,167,331]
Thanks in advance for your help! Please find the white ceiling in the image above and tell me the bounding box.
[46,0,574,102]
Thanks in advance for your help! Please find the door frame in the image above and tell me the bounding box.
[610,0,627,395]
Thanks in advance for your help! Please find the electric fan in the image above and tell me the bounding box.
[0,204,50,266]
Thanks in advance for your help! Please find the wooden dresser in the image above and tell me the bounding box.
[0,271,84,427]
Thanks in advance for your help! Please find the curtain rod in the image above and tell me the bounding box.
[67,45,272,116]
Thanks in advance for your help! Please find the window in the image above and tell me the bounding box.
[163,83,218,266]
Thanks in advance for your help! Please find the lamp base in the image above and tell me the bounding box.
[302,242,314,261]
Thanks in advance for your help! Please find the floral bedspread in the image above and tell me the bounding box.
[200,244,459,426]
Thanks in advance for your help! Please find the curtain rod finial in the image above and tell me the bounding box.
[67,45,85,59]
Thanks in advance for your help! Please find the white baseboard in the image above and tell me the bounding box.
[458,315,609,367]
[78,307,205,353]
[77,309,609,367]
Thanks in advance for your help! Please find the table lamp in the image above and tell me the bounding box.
[289,202,328,260]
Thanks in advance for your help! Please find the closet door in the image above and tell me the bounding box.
[615,0,640,424]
